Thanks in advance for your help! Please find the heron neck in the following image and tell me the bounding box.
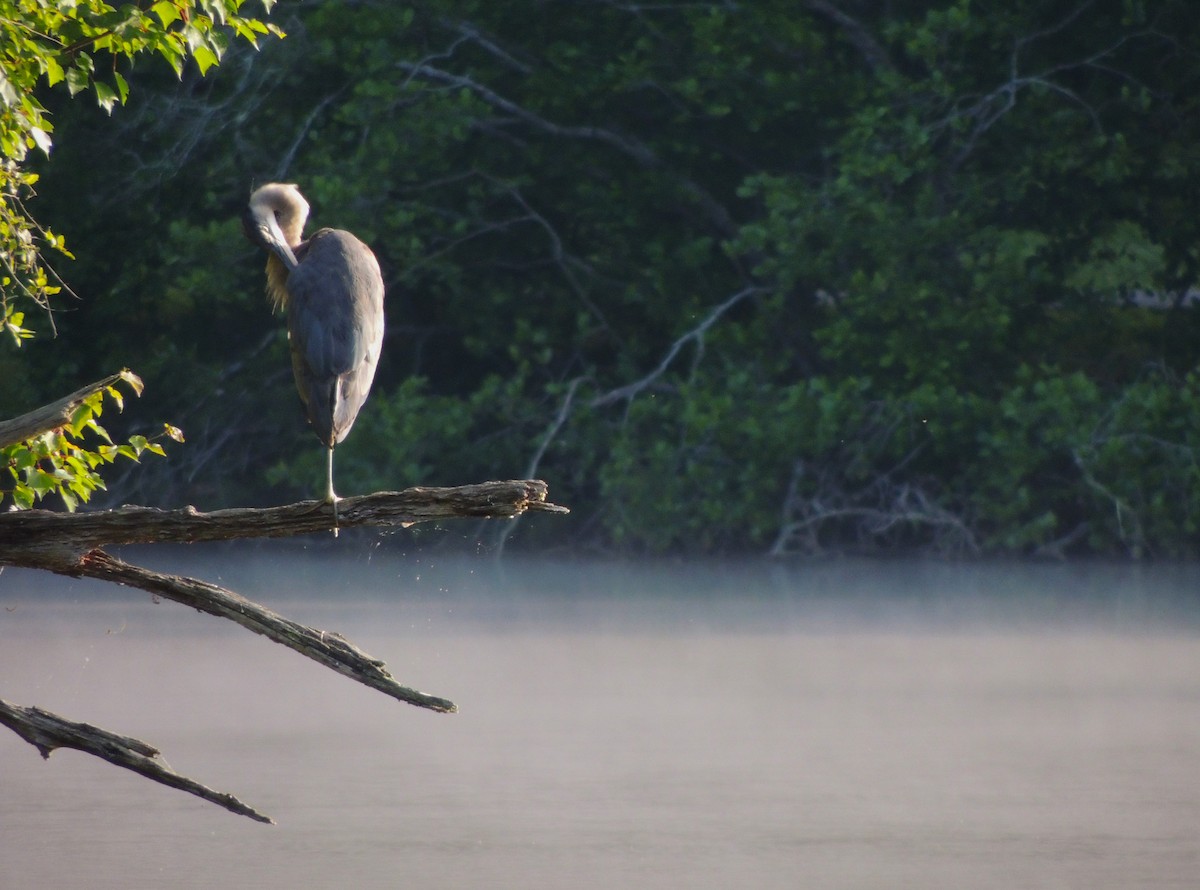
[265,253,290,313]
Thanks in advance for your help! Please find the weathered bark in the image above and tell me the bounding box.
[0,480,568,822]
[67,550,459,712]
[0,699,274,824]
[0,480,569,568]
[0,371,129,449]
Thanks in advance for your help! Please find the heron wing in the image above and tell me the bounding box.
[285,229,385,446]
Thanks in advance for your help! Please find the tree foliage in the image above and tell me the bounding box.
[8,0,1200,555]
[0,0,279,510]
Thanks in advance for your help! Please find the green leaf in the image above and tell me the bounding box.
[59,489,78,512]
[12,486,35,510]
[29,469,58,494]
[193,45,220,75]
[69,403,94,436]
[94,81,119,114]
[152,1,183,27]
[43,56,65,87]
[86,420,113,444]
[113,71,130,105]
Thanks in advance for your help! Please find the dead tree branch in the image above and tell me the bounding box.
[770,459,978,557]
[0,699,273,824]
[591,287,759,408]
[66,550,459,713]
[804,0,895,75]
[0,480,567,566]
[395,60,738,238]
[1,479,568,822]
[492,380,585,556]
[0,372,127,449]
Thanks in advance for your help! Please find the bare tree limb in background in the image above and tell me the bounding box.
[395,60,739,239]
[491,379,585,557]
[591,287,759,408]
[770,459,979,557]
[804,0,895,75]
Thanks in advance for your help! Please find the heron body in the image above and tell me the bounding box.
[245,183,385,519]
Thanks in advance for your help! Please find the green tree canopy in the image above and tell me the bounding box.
[10,0,1200,556]
[1,0,279,510]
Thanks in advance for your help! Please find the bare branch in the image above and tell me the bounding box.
[274,91,344,181]
[395,61,738,238]
[63,551,458,712]
[493,378,586,556]
[770,458,978,557]
[1072,448,1144,558]
[1,479,568,817]
[497,179,614,335]
[942,8,1160,168]
[442,18,534,74]
[0,371,128,449]
[591,287,758,407]
[0,698,273,824]
[804,0,894,75]
[0,480,568,567]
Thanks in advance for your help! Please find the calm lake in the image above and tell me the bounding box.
[2,549,1199,889]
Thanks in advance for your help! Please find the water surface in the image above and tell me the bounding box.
[2,553,1198,888]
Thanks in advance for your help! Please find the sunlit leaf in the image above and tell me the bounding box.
[94,81,120,113]
[193,45,220,75]
[113,71,130,105]
[152,1,183,27]
[87,419,113,444]
[118,369,145,396]
[29,126,52,156]
[69,403,94,437]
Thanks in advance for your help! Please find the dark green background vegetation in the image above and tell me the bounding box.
[7,0,1200,557]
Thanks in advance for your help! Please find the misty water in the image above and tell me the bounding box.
[2,549,1198,889]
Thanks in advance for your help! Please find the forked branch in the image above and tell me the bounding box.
[1,479,568,822]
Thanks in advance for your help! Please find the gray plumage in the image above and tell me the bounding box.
[244,183,385,510]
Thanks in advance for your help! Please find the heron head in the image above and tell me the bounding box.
[245,182,310,269]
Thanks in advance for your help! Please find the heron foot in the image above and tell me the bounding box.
[324,491,341,537]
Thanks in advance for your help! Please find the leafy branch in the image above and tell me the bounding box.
[0,369,182,511]
[0,0,283,332]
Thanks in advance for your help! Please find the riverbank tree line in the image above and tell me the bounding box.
[5,0,1200,557]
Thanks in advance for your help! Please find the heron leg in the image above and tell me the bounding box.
[326,446,340,536]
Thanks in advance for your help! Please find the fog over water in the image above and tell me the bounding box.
[2,549,1198,889]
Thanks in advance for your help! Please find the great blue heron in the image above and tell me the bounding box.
[244,182,385,528]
